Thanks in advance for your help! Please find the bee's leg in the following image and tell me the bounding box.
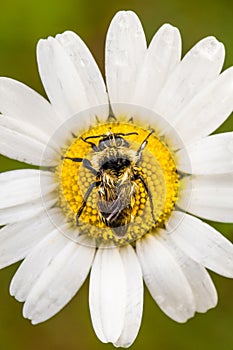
[76,181,101,225]
[135,174,157,224]
[61,156,83,162]
[136,129,155,164]
[61,156,98,176]
[82,159,98,176]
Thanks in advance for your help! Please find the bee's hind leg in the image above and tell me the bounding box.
[76,181,101,226]
[135,174,157,225]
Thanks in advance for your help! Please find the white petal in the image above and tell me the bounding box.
[179,174,233,222]
[155,36,225,123]
[0,192,57,225]
[0,123,58,166]
[0,114,52,148]
[0,114,63,152]
[179,261,217,313]
[177,132,233,174]
[167,211,233,277]
[89,245,126,343]
[10,227,69,302]
[105,10,147,116]
[0,169,57,209]
[114,245,143,348]
[55,31,109,118]
[136,234,195,323]
[159,230,218,313]
[0,208,61,268]
[132,24,181,110]
[23,239,95,324]
[169,67,233,146]
[37,36,104,121]
[0,77,62,138]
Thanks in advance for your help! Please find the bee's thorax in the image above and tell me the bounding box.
[92,146,138,173]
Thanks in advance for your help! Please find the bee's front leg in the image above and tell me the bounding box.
[62,156,98,176]
[136,129,155,164]
[82,159,98,176]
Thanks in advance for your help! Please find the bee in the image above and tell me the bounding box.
[63,129,156,238]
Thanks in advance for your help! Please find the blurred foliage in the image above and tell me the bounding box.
[0,0,233,349]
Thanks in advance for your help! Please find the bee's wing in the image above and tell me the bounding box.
[107,185,133,219]
[98,182,135,237]
[111,224,129,237]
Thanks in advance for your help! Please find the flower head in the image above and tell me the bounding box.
[0,10,233,348]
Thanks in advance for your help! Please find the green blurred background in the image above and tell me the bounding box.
[0,0,233,349]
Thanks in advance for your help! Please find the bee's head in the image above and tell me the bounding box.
[98,135,130,150]
[82,131,138,152]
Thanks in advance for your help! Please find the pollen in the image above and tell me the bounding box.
[56,121,179,245]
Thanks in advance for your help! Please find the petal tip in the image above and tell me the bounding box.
[111,10,141,27]
[196,36,225,59]
[159,23,180,43]
[31,319,39,325]
[160,23,179,31]
[55,30,77,41]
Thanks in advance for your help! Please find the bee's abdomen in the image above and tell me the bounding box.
[99,204,132,237]
[97,182,135,237]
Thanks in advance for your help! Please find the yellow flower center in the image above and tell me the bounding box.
[57,121,179,245]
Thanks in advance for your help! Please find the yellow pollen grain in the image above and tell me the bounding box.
[56,122,179,245]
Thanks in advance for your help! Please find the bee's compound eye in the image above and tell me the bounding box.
[115,137,123,147]
[115,137,129,148]
[99,139,109,150]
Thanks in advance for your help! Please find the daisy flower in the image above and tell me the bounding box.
[1,10,233,348]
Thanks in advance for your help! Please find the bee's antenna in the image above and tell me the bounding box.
[114,132,139,137]
[84,131,139,141]
[81,137,99,151]
[84,134,107,141]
